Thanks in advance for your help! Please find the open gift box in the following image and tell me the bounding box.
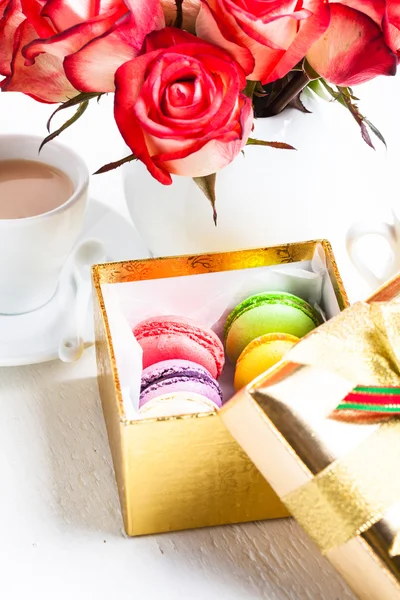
[220,274,400,599]
[92,239,348,536]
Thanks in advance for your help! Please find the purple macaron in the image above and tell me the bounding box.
[139,359,223,409]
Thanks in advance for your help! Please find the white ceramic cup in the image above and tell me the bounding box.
[0,134,89,315]
[346,210,400,288]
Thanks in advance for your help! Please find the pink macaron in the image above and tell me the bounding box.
[133,315,224,378]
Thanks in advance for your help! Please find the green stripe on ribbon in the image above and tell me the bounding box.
[337,402,400,412]
[353,386,400,396]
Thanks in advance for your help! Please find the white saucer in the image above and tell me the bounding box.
[0,200,150,367]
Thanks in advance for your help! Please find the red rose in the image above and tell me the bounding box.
[1,0,164,102]
[195,0,330,83]
[114,28,253,184]
[306,1,397,86]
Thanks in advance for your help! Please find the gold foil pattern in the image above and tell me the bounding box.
[284,419,400,554]
[288,300,400,387]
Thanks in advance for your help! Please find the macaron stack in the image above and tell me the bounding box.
[131,292,323,416]
[224,292,323,390]
[133,316,225,417]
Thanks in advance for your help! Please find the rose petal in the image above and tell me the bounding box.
[20,0,55,37]
[0,0,8,17]
[0,0,25,76]
[142,25,198,52]
[160,96,253,177]
[385,20,400,55]
[2,19,78,102]
[147,92,251,163]
[387,0,400,28]
[264,0,330,83]
[114,54,172,184]
[232,12,298,51]
[134,48,243,138]
[151,61,212,123]
[23,7,124,64]
[384,1,400,54]
[239,0,298,19]
[224,0,310,49]
[147,63,215,131]
[196,2,255,76]
[307,3,397,86]
[330,0,385,25]
[117,0,165,43]
[42,0,124,30]
[64,2,164,92]
[197,0,328,83]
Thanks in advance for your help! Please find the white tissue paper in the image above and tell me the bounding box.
[100,244,340,419]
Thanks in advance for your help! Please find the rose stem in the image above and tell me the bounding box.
[174,0,183,28]
[266,72,310,116]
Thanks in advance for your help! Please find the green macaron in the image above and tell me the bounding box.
[224,292,323,363]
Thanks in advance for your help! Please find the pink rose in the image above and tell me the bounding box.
[114,28,253,184]
[195,0,330,84]
[306,1,397,86]
[1,0,164,102]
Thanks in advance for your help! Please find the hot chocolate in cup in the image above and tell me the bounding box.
[0,134,89,315]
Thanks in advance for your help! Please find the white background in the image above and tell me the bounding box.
[1,75,399,599]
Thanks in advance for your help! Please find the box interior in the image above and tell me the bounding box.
[100,244,341,420]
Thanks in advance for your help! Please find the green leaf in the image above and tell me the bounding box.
[46,92,102,132]
[319,78,338,98]
[246,137,296,150]
[193,173,217,225]
[307,79,332,101]
[243,80,257,99]
[39,101,89,151]
[364,118,387,148]
[253,81,267,98]
[319,81,386,150]
[359,122,375,150]
[94,154,137,174]
[302,59,320,81]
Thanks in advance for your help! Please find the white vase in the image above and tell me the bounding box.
[123,91,391,258]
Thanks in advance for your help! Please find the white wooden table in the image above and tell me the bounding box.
[1,82,397,600]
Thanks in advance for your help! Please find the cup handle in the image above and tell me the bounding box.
[346,220,397,289]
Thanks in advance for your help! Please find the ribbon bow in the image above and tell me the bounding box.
[254,299,400,559]
[288,299,400,417]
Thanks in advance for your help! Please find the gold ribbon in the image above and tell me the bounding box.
[267,299,400,556]
[391,532,400,557]
[283,419,400,555]
[287,300,400,387]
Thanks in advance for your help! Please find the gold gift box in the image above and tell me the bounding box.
[92,239,348,536]
[221,274,400,599]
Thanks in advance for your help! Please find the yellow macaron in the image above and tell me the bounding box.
[234,332,299,391]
